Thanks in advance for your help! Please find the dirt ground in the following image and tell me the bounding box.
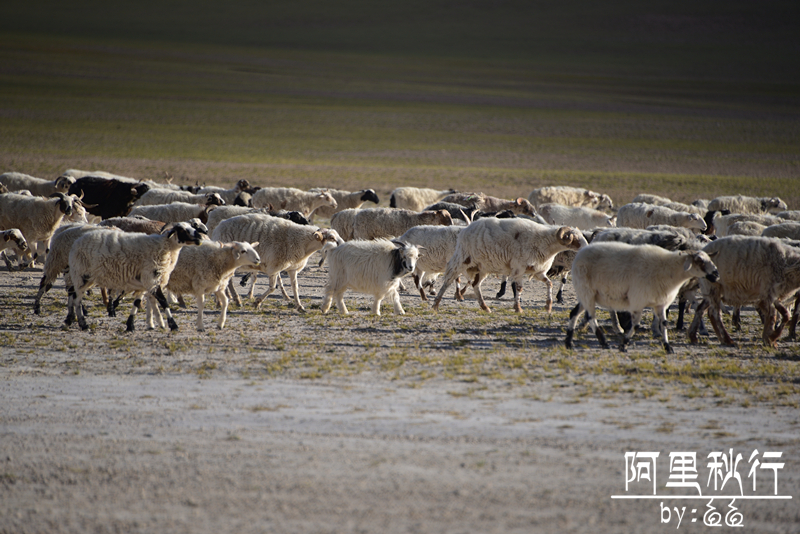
[1,259,799,533]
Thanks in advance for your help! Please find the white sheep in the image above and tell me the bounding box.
[432,218,588,313]
[67,222,203,331]
[352,208,453,240]
[528,186,613,210]
[389,187,455,211]
[0,229,28,270]
[251,187,337,217]
[308,188,379,220]
[0,172,76,197]
[565,242,718,353]
[398,225,464,301]
[196,180,252,205]
[661,201,706,216]
[727,221,768,236]
[129,202,216,225]
[134,190,225,207]
[631,193,671,206]
[321,239,419,315]
[689,236,800,347]
[616,203,707,232]
[776,210,800,221]
[707,195,787,215]
[330,208,360,241]
[762,222,800,240]
[212,213,342,311]
[713,213,782,237]
[0,192,79,267]
[166,241,261,330]
[537,203,615,230]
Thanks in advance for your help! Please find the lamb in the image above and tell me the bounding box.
[308,188,380,220]
[432,218,588,313]
[205,205,309,233]
[212,213,342,311]
[565,242,719,353]
[0,229,28,270]
[616,203,707,232]
[688,236,800,347]
[439,193,538,217]
[165,241,261,330]
[352,208,453,240]
[134,189,225,208]
[528,186,613,210]
[398,225,464,301]
[251,187,337,217]
[762,222,800,240]
[538,203,615,230]
[631,193,671,206]
[67,222,203,331]
[129,202,216,225]
[196,180,252,205]
[0,192,78,267]
[0,172,75,197]
[68,176,151,220]
[321,239,419,315]
[707,195,787,215]
[389,187,456,211]
[714,213,782,237]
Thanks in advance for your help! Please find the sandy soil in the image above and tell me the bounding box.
[1,260,799,533]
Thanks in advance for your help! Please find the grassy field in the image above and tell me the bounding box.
[1,2,798,207]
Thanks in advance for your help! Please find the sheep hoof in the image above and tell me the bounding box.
[544,301,553,313]
[565,330,574,349]
[125,316,135,332]
[168,318,179,331]
[664,343,674,355]
[513,303,522,313]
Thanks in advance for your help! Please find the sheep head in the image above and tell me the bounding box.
[166,222,203,246]
[683,251,718,282]
[556,227,589,250]
[389,240,420,279]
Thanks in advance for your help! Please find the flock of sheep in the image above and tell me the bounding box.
[1,169,798,354]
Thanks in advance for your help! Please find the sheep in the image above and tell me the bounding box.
[0,183,7,194]
[661,201,706,216]
[308,188,380,220]
[616,203,707,232]
[352,208,453,241]
[440,193,538,217]
[205,205,309,233]
[134,189,225,208]
[128,202,216,225]
[565,242,719,353]
[330,208,360,241]
[688,236,800,347]
[0,192,78,267]
[165,241,261,330]
[727,221,768,236]
[321,239,419,315]
[67,222,203,331]
[0,229,28,270]
[196,180,252,205]
[389,187,456,211]
[714,213,783,237]
[776,210,800,221]
[537,203,615,230]
[68,176,151,220]
[631,193,671,206]
[398,225,464,301]
[707,195,787,215]
[422,202,477,224]
[212,213,342,311]
[251,187,337,217]
[762,222,800,240]
[528,186,613,210]
[432,218,588,313]
[0,172,75,197]
[62,169,188,191]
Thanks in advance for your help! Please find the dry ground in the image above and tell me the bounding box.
[1,257,799,533]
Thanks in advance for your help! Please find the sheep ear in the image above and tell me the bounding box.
[2,233,9,242]
[390,239,406,249]
[250,241,259,248]
[516,198,524,205]
[683,255,693,271]
[645,209,654,218]
[313,231,324,242]
[556,227,572,244]
[706,249,720,259]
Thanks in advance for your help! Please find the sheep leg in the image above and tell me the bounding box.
[532,272,553,312]
[334,291,349,315]
[246,272,259,300]
[227,278,242,307]
[152,287,178,331]
[432,266,463,311]
[277,273,292,302]
[216,289,229,329]
[619,311,641,352]
[707,303,734,346]
[413,272,427,301]
[454,276,465,301]
[511,277,525,313]
[64,282,78,327]
[565,303,584,349]
[372,295,384,316]
[732,306,742,331]
[472,272,491,312]
[321,292,334,314]
[788,293,800,340]
[655,305,674,354]
[255,274,280,310]
[495,277,508,299]
[287,270,306,312]
[125,295,143,332]
[390,288,405,315]
[773,301,790,341]
[196,293,206,331]
[33,274,54,315]
[688,298,711,343]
